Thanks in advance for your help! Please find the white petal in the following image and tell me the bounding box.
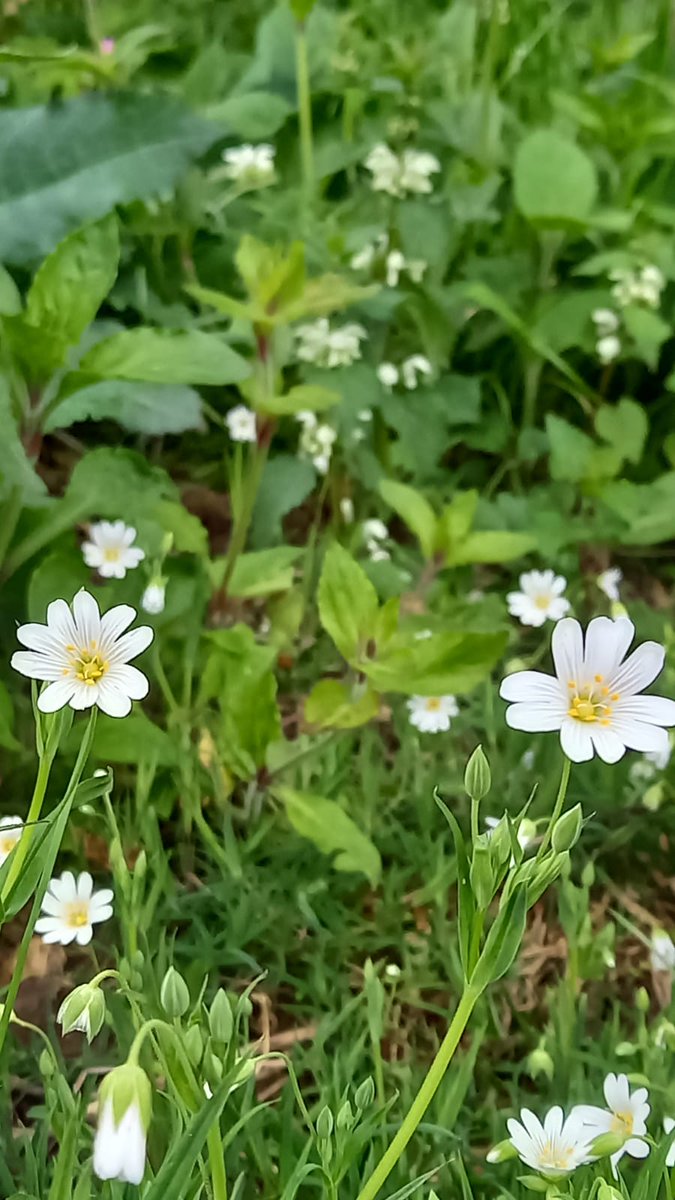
[11,651,64,681]
[51,871,77,902]
[582,616,634,682]
[500,671,564,704]
[573,1104,611,1128]
[94,1101,122,1181]
[90,904,113,924]
[611,642,665,697]
[96,681,133,718]
[560,717,594,762]
[83,544,104,568]
[34,916,62,934]
[520,1109,546,1146]
[37,679,79,712]
[544,1106,564,1139]
[40,927,71,944]
[90,888,114,908]
[46,599,78,643]
[613,695,675,727]
[72,590,102,647]
[75,925,93,946]
[122,525,137,546]
[604,1073,628,1110]
[552,619,584,684]
[15,623,62,653]
[69,682,98,710]
[625,1138,650,1159]
[505,702,564,732]
[590,726,626,764]
[40,893,66,917]
[100,605,136,647]
[107,625,154,664]
[611,719,669,755]
[106,664,149,701]
[77,872,93,900]
[118,1106,147,1185]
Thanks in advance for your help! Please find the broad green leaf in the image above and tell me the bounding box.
[285,273,377,320]
[602,474,675,545]
[622,304,670,369]
[260,384,340,417]
[545,413,594,482]
[185,283,261,323]
[217,546,301,597]
[275,787,381,885]
[90,714,177,766]
[450,530,536,565]
[79,328,250,386]
[360,630,507,696]
[206,91,292,138]
[437,490,479,557]
[67,447,178,522]
[153,500,209,556]
[251,455,317,546]
[0,93,218,263]
[379,480,437,560]
[0,264,21,314]
[304,679,380,729]
[595,397,648,466]
[44,380,205,435]
[5,216,119,379]
[221,668,280,779]
[0,377,47,503]
[318,543,379,662]
[199,626,276,704]
[514,130,598,227]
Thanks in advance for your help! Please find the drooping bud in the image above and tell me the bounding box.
[57,983,106,1043]
[525,1045,554,1081]
[93,1063,152,1185]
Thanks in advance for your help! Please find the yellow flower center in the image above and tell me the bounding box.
[611,1111,634,1136]
[540,1140,573,1170]
[567,675,620,726]
[65,643,109,686]
[534,592,553,610]
[65,902,90,928]
[0,832,19,856]
[425,698,442,711]
[103,546,121,562]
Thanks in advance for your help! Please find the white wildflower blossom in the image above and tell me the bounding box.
[93,1064,152,1185]
[141,581,166,615]
[82,521,144,580]
[407,694,459,733]
[364,143,440,197]
[295,318,367,368]
[597,568,623,603]
[597,335,622,364]
[226,405,257,443]
[0,817,23,866]
[592,309,620,336]
[222,143,276,188]
[506,569,570,627]
[650,930,675,972]
[401,355,433,389]
[574,1073,650,1175]
[377,362,399,390]
[506,1107,593,1177]
[297,411,337,475]
[35,871,113,947]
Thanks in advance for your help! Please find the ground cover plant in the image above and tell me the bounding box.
[3,0,675,1197]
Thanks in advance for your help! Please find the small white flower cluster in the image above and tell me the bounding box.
[364,143,441,197]
[506,569,570,628]
[297,411,337,475]
[492,1073,655,1178]
[407,694,459,734]
[591,308,621,365]
[226,404,257,443]
[377,355,433,391]
[295,319,367,369]
[221,143,276,189]
[610,264,665,309]
[363,518,390,562]
[350,233,426,287]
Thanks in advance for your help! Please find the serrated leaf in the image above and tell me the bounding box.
[0,93,219,263]
[275,787,381,885]
[79,327,250,386]
[318,543,379,662]
[44,380,204,435]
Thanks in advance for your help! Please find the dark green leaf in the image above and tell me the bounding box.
[79,328,250,386]
[45,380,205,435]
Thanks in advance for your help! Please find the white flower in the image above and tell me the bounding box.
[339,497,355,523]
[295,319,367,368]
[506,1106,592,1176]
[11,590,153,717]
[297,411,337,474]
[664,1118,675,1167]
[222,143,276,188]
[93,1065,151,1185]
[506,569,570,627]
[377,362,399,390]
[610,265,665,310]
[350,243,377,271]
[0,816,23,866]
[401,355,433,389]
[226,404,257,443]
[57,982,106,1041]
[363,519,388,542]
[407,259,427,283]
[592,308,620,335]
[81,521,145,580]
[501,616,675,764]
[650,930,675,972]
[574,1073,650,1175]
[141,581,166,615]
[597,335,621,364]
[35,871,113,947]
[364,143,440,197]
[407,695,459,733]
[385,249,406,287]
[598,568,623,603]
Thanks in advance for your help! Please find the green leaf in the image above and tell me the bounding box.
[470,884,527,992]
[379,480,437,560]
[28,552,91,623]
[79,328,250,386]
[437,490,479,558]
[251,455,317,546]
[153,500,209,556]
[206,91,292,139]
[260,384,339,417]
[0,377,47,503]
[434,792,474,980]
[602,474,675,545]
[44,380,205,435]
[0,93,218,264]
[221,546,302,597]
[90,713,177,766]
[545,413,594,482]
[318,543,379,662]
[622,304,670,369]
[143,1075,238,1200]
[514,130,598,227]
[67,446,178,522]
[304,679,380,729]
[275,787,381,885]
[360,630,507,696]
[5,216,119,379]
[450,530,536,565]
[595,397,648,466]
[0,264,21,315]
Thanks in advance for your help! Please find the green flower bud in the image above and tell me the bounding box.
[551,804,583,853]
[487,815,512,869]
[57,983,106,1043]
[39,1048,55,1077]
[526,1045,554,1081]
[160,967,190,1018]
[316,1106,334,1140]
[636,987,650,1013]
[209,989,233,1044]
[643,783,664,812]
[486,1138,518,1163]
[355,1076,375,1109]
[464,746,491,801]
[581,860,595,888]
[590,1131,628,1158]
[598,1182,624,1200]
[184,1025,204,1067]
[337,1100,354,1130]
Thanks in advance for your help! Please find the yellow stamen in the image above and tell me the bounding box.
[611,1111,634,1136]
[72,649,108,686]
[66,903,90,929]
[425,698,441,712]
[103,546,121,562]
[595,674,603,683]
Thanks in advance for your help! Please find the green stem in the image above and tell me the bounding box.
[295,20,315,204]
[220,437,270,597]
[354,985,480,1200]
[536,755,571,862]
[0,486,23,569]
[1,752,55,902]
[207,1123,229,1200]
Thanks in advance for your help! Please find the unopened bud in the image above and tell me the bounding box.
[160,967,190,1018]
[590,1131,629,1157]
[57,983,106,1043]
[636,987,650,1013]
[355,1076,375,1109]
[552,804,583,853]
[317,1106,334,1139]
[526,1046,554,1081]
[581,860,595,888]
[209,989,233,1044]
[184,1025,203,1066]
[486,1138,518,1163]
[39,1048,55,1077]
[464,746,491,801]
[336,1100,354,1130]
[643,783,664,812]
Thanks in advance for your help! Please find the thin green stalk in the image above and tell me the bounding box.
[220,437,270,596]
[355,985,481,1200]
[0,486,23,569]
[207,1123,229,1200]
[295,20,315,203]
[535,754,571,862]
[1,751,54,902]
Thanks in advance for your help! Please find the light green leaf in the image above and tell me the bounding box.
[217,546,302,597]
[450,530,536,565]
[360,630,507,696]
[153,500,209,556]
[44,380,204,435]
[318,543,379,662]
[0,264,21,315]
[66,446,178,521]
[514,130,598,227]
[275,787,381,885]
[622,304,670,369]
[595,397,648,466]
[379,479,437,560]
[260,383,339,417]
[90,713,177,766]
[79,328,250,386]
[5,216,119,379]
[304,679,380,729]
[206,91,292,138]
[437,490,479,558]
[184,282,261,323]
[545,413,594,482]
[0,93,218,263]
